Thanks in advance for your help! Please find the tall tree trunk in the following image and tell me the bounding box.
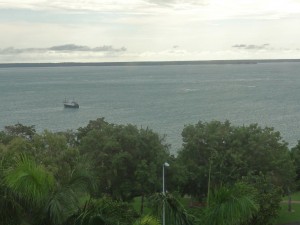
[140,193,144,215]
[288,190,292,212]
[207,159,212,207]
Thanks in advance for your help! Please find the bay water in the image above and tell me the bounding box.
[1,62,300,153]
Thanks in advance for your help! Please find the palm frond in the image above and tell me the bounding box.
[45,187,79,225]
[68,165,97,194]
[134,215,160,225]
[70,197,138,225]
[4,154,54,206]
[0,187,23,225]
[204,183,258,225]
[149,193,194,225]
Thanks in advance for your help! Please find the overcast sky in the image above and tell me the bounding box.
[1,0,300,62]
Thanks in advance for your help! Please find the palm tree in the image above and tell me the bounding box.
[203,182,258,225]
[1,154,54,224]
[68,197,138,225]
[2,154,96,225]
[149,193,194,225]
[0,158,23,225]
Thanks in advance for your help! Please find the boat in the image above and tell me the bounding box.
[63,98,79,108]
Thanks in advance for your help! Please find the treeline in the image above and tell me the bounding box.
[0,118,299,225]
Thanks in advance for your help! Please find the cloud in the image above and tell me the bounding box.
[0,47,45,54]
[0,44,127,55]
[145,0,208,7]
[1,46,300,63]
[49,44,126,52]
[232,44,270,50]
[1,0,300,22]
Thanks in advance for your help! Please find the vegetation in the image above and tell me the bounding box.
[0,118,300,225]
[277,191,300,225]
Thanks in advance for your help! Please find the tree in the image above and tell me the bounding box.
[4,123,36,140]
[31,131,80,183]
[177,121,295,198]
[149,193,194,225]
[67,197,138,225]
[1,153,96,225]
[1,154,55,225]
[78,118,170,201]
[291,141,300,189]
[203,183,258,225]
[242,173,283,225]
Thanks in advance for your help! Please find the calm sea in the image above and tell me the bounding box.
[1,62,300,152]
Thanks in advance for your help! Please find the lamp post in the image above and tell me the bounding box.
[163,162,169,225]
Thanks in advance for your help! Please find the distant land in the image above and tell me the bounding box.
[1,59,300,68]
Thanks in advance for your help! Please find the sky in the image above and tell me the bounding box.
[0,0,300,62]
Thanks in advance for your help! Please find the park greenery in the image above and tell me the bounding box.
[0,118,300,225]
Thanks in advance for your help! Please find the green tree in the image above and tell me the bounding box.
[78,118,170,201]
[291,141,300,189]
[67,197,138,225]
[1,154,55,225]
[203,183,258,225]
[149,192,194,225]
[177,121,295,198]
[242,173,283,225]
[31,131,80,182]
[4,123,36,140]
[1,153,96,225]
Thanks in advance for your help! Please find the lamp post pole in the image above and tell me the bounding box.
[163,162,169,225]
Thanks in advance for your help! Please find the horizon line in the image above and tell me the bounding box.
[1,58,300,68]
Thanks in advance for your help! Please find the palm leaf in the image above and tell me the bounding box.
[204,183,258,225]
[4,154,54,206]
[45,187,79,225]
[149,193,194,225]
[134,215,160,225]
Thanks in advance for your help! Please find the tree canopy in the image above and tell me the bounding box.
[0,118,298,225]
[177,120,295,198]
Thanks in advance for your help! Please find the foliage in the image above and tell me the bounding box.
[0,152,96,225]
[291,141,300,189]
[0,119,297,225]
[149,193,194,225]
[78,118,170,201]
[4,123,36,140]
[4,154,55,205]
[31,130,80,182]
[67,197,138,225]
[202,182,258,225]
[177,121,295,198]
[133,215,160,225]
[1,154,55,225]
[242,173,283,225]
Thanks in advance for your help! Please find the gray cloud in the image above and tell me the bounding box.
[50,44,126,52]
[0,44,126,55]
[0,47,45,54]
[232,44,270,50]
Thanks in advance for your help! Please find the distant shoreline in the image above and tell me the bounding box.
[0,59,300,68]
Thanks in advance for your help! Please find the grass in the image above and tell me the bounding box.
[282,191,300,201]
[276,191,300,225]
[276,203,300,225]
[132,196,152,215]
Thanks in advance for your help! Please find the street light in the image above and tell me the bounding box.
[163,162,169,225]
